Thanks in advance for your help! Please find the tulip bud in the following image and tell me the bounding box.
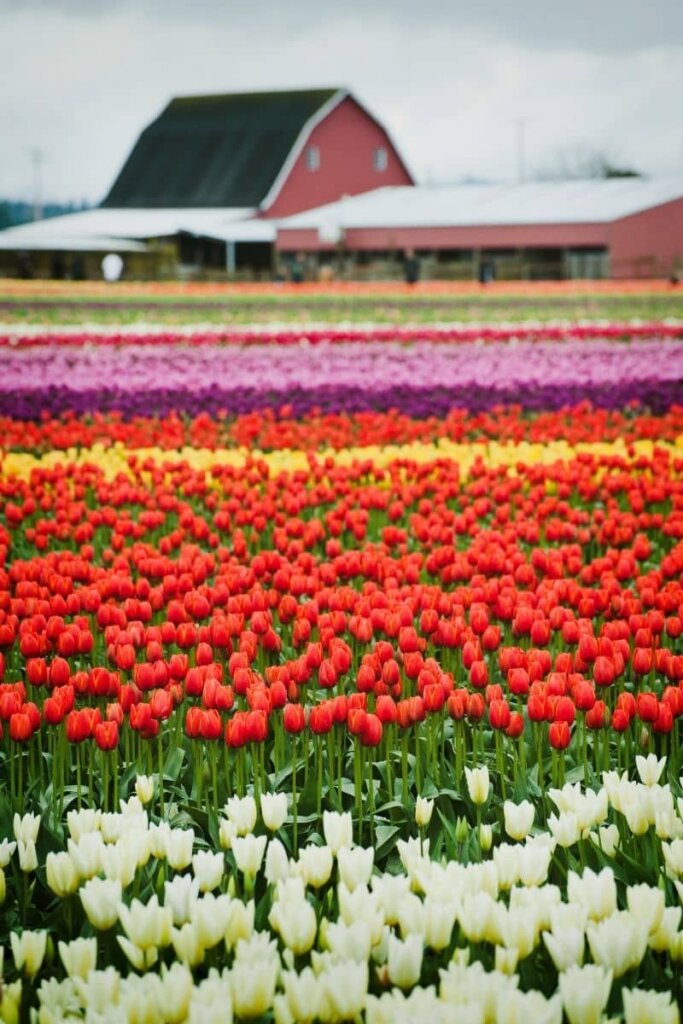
[479,824,493,852]
[135,774,155,805]
[455,816,469,844]
[17,840,38,873]
[415,797,434,829]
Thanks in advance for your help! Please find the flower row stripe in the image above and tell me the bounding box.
[3,437,683,481]
[3,339,683,420]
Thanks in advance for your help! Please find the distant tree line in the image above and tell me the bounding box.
[0,200,90,231]
[537,147,641,181]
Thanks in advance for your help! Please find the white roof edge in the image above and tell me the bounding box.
[260,89,348,211]
[0,235,148,253]
[275,178,683,230]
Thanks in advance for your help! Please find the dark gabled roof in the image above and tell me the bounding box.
[101,88,342,209]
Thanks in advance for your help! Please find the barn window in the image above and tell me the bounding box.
[305,145,320,171]
[373,146,388,172]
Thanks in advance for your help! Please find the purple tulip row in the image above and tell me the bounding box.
[2,339,682,420]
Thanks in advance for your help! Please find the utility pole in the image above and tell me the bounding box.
[29,147,45,221]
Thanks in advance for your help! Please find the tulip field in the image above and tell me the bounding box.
[1,282,683,1022]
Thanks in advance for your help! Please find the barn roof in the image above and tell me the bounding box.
[0,208,276,251]
[101,88,344,209]
[278,177,683,230]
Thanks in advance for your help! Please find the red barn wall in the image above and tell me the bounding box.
[608,198,683,278]
[264,97,413,218]
[277,222,608,252]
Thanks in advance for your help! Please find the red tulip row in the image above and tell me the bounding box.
[1,446,682,805]
[2,321,682,349]
[3,403,683,454]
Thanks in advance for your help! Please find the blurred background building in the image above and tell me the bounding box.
[0,87,681,281]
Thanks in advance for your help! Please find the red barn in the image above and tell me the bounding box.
[0,87,413,277]
[102,87,413,217]
[276,179,683,280]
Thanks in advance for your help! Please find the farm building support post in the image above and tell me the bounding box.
[226,242,236,276]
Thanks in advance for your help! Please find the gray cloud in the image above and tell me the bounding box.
[3,0,681,51]
[0,1,681,203]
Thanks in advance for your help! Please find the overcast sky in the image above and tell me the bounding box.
[1,0,682,204]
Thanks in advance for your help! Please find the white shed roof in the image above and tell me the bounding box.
[278,177,683,231]
[0,207,276,251]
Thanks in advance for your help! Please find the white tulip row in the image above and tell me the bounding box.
[0,755,681,1023]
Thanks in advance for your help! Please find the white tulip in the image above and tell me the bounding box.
[260,792,288,832]
[46,851,79,898]
[10,929,47,977]
[281,967,321,1024]
[164,874,199,926]
[192,850,224,892]
[622,986,680,1024]
[224,899,255,949]
[17,839,38,873]
[67,832,104,879]
[13,812,40,844]
[118,894,172,950]
[543,926,585,970]
[135,774,155,805]
[423,897,458,951]
[649,905,682,953]
[232,834,267,878]
[265,838,291,885]
[548,811,581,848]
[224,795,257,836]
[567,866,617,921]
[80,876,122,930]
[272,897,317,955]
[518,843,552,887]
[66,808,101,842]
[559,964,612,1024]
[635,753,666,787]
[164,828,195,871]
[322,810,353,855]
[464,766,489,806]
[387,932,423,989]
[71,966,121,1013]
[325,919,372,962]
[297,844,334,888]
[587,911,649,977]
[503,799,535,841]
[189,972,233,1024]
[0,838,17,867]
[219,817,237,851]
[415,797,434,828]
[117,936,158,972]
[58,937,97,980]
[626,882,665,935]
[155,962,193,1023]
[192,892,233,949]
[337,845,374,891]
[231,958,278,1019]
[319,960,368,1021]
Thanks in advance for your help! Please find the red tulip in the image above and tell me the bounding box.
[94,720,118,751]
[548,720,571,749]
